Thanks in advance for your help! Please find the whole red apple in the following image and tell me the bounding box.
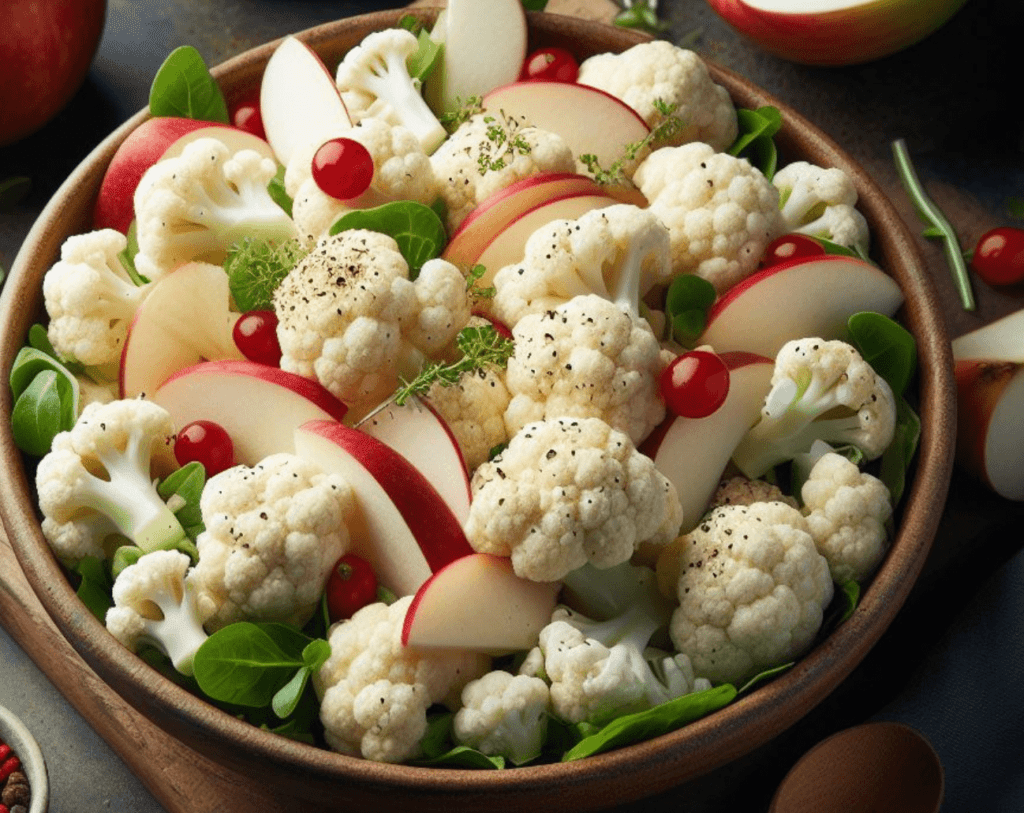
[0,0,107,146]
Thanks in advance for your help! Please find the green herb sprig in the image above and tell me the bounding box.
[224,237,308,312]
[149,45,229,123]
[477,110,534,174]
[580,99,684,186]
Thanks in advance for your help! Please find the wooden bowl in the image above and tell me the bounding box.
[0,9,955,811]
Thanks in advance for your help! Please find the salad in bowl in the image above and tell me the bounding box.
[0,3,953,808]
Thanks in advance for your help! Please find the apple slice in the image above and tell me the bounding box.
[120,262,244,398]
[260,36,352,167]
[294,420,474,597]
[356,396,472,524]
[480,81,650,173]
[952,309,1024,501]
[402,554,560,654]
[150,360,348,465]
[424,0,527,116]
[699,255,904,358]
[641,351,774,531]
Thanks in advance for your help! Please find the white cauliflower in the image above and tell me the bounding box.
[313,597,490,763]
[489,203,673,329]
[465,416,682,582]
[452,670,551,765]
[42,229,152,371]
[133,137,297,279]
[425,366,512,472]
[430,112,576,232]
[801,452,893,583]
[577,40,738,152]
[662,501,834,685]
[634,142,784,293]
[188,452,355,631]
[272,230,471,417]
[504,294,670,446]
[773,160,870,257]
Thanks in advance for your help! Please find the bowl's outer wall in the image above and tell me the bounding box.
[0,9,955,811]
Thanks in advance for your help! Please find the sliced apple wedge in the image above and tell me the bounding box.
[356,395,472,524]
[150,360,348,465]
[700,255,904,358]
[952,309,1024,501]
[402,553,560,654]
[294,420,474,597]
[260,36,353,167]
[641,351,774,531]
[120,262,244,399]
[480,81,650,172]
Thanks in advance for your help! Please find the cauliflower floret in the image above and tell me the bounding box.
[801,452,893,583]
[634,142,783,294]
[465,416,682,582]
[709,475,799,511]
[452,670,551,765]
[133,137,297,279]
[504,294,670,446]
[662,501,834,685]
[577,40,738,152]
[272,230,470,417]
[314,597,489,763]
[288,118,439,247]
[425,366,512,471]
[489,204,673,329]
[42,229,152,371]
[430,112,576,232]
[773,160,870,257]
[188,452,355,631]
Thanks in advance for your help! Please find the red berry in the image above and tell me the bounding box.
[520,47,579,83]
[233,310,282,367]
[311,137,374,201]
[760,233,826,268]
[971,226,1024,287]
[174,420,235,476]
[229,91,266,140]
[660,350,731,419]
[325,554,378,622]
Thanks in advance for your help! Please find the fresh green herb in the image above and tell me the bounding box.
[439,95,484,133]
[580,99,684,186]
[614,0,668,35]
[267,164,293,218]
[70,556,114,622]
[465,263,496,299]
[728,106,783,180]
[847,311,917,396]
[9,345,80,456]
[663,274,717,346]
[878,395,921,508]
[394,325,514,405]
[412,712,506,769]
[399,15,444,83]
[330,200,447,279]
[271,639,331,719]
[224,237,307,312]
[891,138,974,311]
[477,110,534,174]
[157,461,207,541]
[149,45,229,122]
[118,220,148,285]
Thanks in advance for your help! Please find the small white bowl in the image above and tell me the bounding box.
[0,705,48,813]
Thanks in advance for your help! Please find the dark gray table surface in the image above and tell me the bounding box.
[1,1,1023,811]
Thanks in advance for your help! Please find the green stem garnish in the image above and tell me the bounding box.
[581,99,684,186]
[891,138,975,311]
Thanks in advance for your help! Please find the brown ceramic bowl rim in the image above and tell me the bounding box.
[0,9,955,809]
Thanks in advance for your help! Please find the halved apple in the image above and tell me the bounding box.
[150,360,348,465]
[699,255,904,358]
[356,395,472,524]
[294,420,474,597]
[402,553,560,654]
[951,309,1024,501]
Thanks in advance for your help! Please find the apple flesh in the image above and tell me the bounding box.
[705,0,968,66]
[356,396,472,525]
[119,262,244,398]
[699,255,904,358]
[150,360,348,465]
[294,421,474,597]
[641,351,774,531]
[952,309,1024,501]
[260,36,353,167]
[402,554,560,654]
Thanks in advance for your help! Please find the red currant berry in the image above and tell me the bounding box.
[660,350,730,419]
[311,137,374,201]
[229,91,266,140]
[760,233,826,268]
[233,310,282,367]
[325,554,378,622]
[520,47,579,83]
[971,226,1024,287]
[174,420,235,476]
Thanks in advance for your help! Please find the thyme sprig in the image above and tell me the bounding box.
[579,99,685,185]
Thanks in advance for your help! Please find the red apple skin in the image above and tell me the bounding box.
[954,358,1019,495]
[0,0,106,146]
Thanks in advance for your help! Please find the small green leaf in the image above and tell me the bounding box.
[11,369,77,456]
[158,461,207,540]
[407,27,443,83]
[267,164,293,218]
[878,395,921,507]
[330,201,447,279]
[847,311,917,396]
[729,107,782,179]
[614,0,668,35]
[271,667,311,719]
[664,274,717,346]
[224,236,306,312]
[149,45,229,123]
[71,556,113,621]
